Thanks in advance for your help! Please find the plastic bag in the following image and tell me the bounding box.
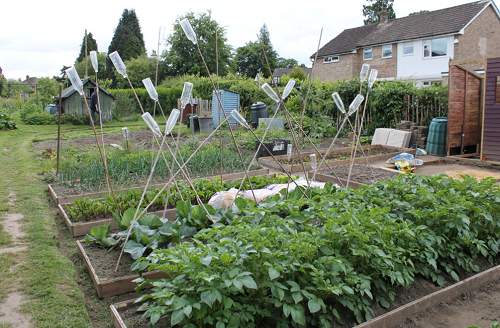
[386,152,423,166]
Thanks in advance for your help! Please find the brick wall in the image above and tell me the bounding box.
[312,44,397,82]
[455,5,500,70]
[312,54,357,82]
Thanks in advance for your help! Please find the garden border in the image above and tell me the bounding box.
[258,146,415,173]
[77,240,168,299]
[110,298,138,328]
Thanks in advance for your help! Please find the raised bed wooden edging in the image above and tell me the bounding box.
[109,263,500,328]
[77,240,167,299]
[49,168,270,205]
[59,204,177,237]
[310,172,365,190]
[258,146,415,173]
[355,263,500,327]
[110,299,139,328]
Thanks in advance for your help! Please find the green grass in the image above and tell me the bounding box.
[0,114,92,327]
[0,253,17,301]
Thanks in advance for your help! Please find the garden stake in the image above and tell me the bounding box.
[180,18,257,202]
[313,93,364,182]
[230,110,310,203]
[65,67,119,211]
[257,35,311,192]
[350,64,370,169]
[347,69,378,186]
[91,50,112,197]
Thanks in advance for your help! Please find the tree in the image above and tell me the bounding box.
[234,24,279,78]
[276,57,298,69]
[363,0,396,25]
[107,9,146,86]
[76,32,98,63]
[162,11,233,77]
[115,54,167,89]
[36,77,60,108]
[74,52,108,79]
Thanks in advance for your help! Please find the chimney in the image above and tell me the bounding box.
[379,7,389,24]
[26,75,30,81]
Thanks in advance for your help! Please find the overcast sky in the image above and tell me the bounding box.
[0,0,479,80]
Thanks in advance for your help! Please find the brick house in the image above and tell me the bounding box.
[311,0,500,86]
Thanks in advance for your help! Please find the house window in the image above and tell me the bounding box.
[323,56,339,63]
[382,45,392,58]
[423,38,447,58]
[404,42,414,55]
[363,48,373,60]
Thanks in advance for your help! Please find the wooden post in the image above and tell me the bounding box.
[56,85,62,175]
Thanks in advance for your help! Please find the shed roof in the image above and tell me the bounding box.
[55,78,115,100]
[312,0,498,58]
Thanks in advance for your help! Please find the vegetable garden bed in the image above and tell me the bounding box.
[109,261,500,328]
[77,240,168,298]
[49,168,270,205]
[58,171,287,237]
[311,164,402,190]
[258,145,415,173]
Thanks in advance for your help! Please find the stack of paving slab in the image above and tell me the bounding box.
[371,128,412,148]
[395,121,429,148]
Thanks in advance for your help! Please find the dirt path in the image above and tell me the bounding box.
[0,191,32,327]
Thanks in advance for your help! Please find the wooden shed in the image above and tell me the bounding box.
[447,58,500,164]
[55,79,114,120]
[482,58,500,163]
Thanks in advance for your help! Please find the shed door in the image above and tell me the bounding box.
[482,58,500,163]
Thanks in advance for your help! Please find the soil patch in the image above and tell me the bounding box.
[81,242,137,280]
[117,301,171,328]
[284,145,398,165]
[318,164,401,185]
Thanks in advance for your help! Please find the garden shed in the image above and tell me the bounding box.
[55,79,114,120]
[447,57,500,165]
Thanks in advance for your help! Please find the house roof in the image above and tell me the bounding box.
[273,67,313,78]
[55,78,114,100]
[312,0,498,58]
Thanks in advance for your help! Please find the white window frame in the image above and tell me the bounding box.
[363,48,373,61]
[403,42,414,56]
[382,45,393,58]
[423,38,447,58]
[323,56,339,63]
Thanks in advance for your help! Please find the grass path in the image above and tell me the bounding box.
[0,117,97,327]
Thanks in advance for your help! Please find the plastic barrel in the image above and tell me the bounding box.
[426,117,447,156]
[251,102,269,128]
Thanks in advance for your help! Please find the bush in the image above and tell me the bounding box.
[0,109,17,130]
[60,113,89,125]
[23,111,56,125]
[20,102,40,122]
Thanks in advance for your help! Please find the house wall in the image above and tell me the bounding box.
[397,36,455,85]
[455,5,500,70]
[312,54,357,82]
[359,44,397,79]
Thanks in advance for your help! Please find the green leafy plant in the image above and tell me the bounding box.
[0,110,17,130]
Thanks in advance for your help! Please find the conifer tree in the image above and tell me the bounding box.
[76,32,98,63]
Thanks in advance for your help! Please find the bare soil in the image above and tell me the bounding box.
[81,242,138,280]
[318,164,401,185]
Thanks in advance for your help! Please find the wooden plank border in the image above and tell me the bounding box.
[355,263,500,328]
[77,240,168,299]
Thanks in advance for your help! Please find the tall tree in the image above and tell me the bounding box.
[363,0,396,25]
[235,24,279,78]
[162,10,232,77]
[107,9,146,86]
[75,32,98,63]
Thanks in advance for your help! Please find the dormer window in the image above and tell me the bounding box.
[324,56,339,63]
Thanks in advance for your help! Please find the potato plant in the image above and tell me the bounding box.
[133,174,500,327]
